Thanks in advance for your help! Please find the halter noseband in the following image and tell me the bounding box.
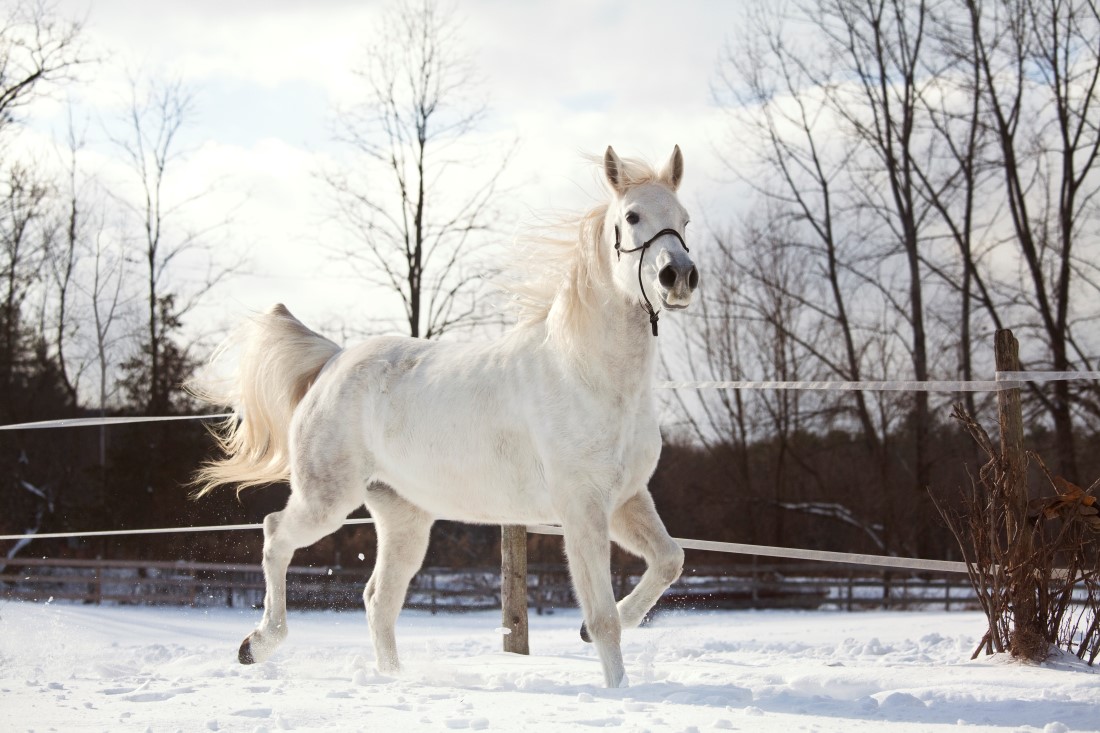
[614,225,690,337]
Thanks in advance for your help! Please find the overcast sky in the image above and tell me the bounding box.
[27,0,751,341]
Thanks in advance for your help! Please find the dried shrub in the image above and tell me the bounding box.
[936,405,1099,664]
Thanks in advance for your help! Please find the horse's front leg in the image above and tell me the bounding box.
[609,490,684,630]
[561,500,627,688]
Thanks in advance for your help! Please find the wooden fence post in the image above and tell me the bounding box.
[501,525,529,655]
[995,330,1029,554]
[994,328,1039,649]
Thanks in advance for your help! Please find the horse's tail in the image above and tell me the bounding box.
[190,304,340,497]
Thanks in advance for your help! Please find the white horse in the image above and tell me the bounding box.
[192,146,699,688]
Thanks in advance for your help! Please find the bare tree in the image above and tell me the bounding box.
[44,109,91,405]
[0,162,49,416]
[111,77,234,414]
[718,0,1100,482]
[0,0,83,141]
[713,1,1006,554]
[964,0,1100,481]
[0,1,84,544]
[716,4,884,450]
[0,0,83,417]
[324,0,511,339]
[48,107,130,456]
[816,0,937,493]
[914,10,1005,418]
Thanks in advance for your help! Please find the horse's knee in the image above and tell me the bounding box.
[654,544,684,586]
[362,577,377,609]
[262,539,292,566]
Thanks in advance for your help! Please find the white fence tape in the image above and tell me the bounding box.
[657,370,1099,392]
[996,370,1100,382]
[524,524,970,573]
[0,518,970,574]
[656,379,1006,392]
[0,413,232,431]
[0,518,375,542]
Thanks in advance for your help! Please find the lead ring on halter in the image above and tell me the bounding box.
[614,225,690,337]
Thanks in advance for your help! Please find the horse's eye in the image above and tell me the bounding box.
[625,211,640,225]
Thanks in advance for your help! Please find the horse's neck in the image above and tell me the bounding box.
[594,298,657,382]
[548,288,657,394]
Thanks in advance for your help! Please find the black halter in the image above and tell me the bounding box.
[614,225,690,337]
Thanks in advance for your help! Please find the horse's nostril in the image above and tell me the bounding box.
[688,266,699,290]
[659,266,677,288]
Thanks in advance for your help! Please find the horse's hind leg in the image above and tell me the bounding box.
[239,493,352,664]
[362,486,433,674]
[608,491,684,630]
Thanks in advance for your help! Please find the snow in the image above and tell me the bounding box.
[1,601,1097,732]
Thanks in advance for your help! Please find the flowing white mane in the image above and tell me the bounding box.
[506,154,668,341]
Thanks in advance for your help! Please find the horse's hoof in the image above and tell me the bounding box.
[238,636,256,665]
[580,622,592,643]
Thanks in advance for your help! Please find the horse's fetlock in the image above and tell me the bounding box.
[376,653,401,675]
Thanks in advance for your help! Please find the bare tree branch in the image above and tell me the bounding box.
[322,0,511,339]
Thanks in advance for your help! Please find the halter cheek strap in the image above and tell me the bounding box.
[614,225,690,337]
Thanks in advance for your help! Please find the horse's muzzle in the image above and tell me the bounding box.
[657,257,698,309]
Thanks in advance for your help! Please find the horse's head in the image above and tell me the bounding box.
[602,146,699,333]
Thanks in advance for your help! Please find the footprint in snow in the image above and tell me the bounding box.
[231,707,272,718]
[124,686,195,703]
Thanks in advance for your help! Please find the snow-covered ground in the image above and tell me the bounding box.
[1,601,1096,732]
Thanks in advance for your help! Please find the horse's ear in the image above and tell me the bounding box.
[661,145,684,190]
[604,146,625,195]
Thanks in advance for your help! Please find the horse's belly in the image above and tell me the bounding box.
[372,441,557,525]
